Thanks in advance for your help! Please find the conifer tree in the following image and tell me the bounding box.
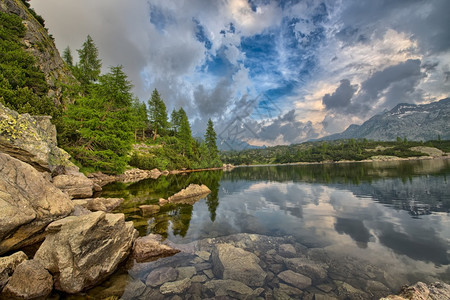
[131,98,148,141]
[148,89,169,138]
[62,65,134,173]
[75,35,102,86]
[177,107,193,157]
[170,108,182,134]
[62,46,73,67]
[205,118,219,160]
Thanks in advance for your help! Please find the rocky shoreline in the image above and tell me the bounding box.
[234,153,450,169]
[88,164,234,187]
[95,233,450,300]
[1,104,448,299]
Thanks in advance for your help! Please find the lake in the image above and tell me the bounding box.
[84,159,450,299]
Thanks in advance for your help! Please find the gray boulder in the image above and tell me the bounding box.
[0,153,74,255]
[212,243,266,287]
[1,260,53,300]
[278,270,312,289]
[284,257,328,282]
[34,211,137,293]
[0,251,28,289]
[0,103,76,172]
[52,173,94,199]
[145,267,178,287]
[72,197,123,212]
[160,278,191,295]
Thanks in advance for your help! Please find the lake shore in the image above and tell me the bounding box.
[232,154,450,169]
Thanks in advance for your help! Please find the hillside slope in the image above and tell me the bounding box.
[322,98,450,141]
[0,0,76,101]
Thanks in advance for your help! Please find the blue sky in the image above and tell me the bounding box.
[32,0,450,146]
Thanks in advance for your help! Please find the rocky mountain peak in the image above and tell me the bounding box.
[321,98,450,141]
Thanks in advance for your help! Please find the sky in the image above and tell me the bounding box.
[31,0,450,148]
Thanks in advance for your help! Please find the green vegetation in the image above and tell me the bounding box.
[221,139,450,166]
[0,11,57,117]
[148,89,169,138]
[72,35,102,87]
[59,35,222,173]
[60,65,135,173]
[1,7,222,174]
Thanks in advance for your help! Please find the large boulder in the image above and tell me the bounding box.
[33,211,137,293]
[72,197,123,212]
[0,251,28,290]
[168,184,211,204]
[1,260,53,300]
[52,173,94,199]
[211,243,266,287]
[0,103,76,172]
[132,234,180,263]
[0,153,74,255]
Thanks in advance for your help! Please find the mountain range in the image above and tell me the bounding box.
[321,98,450,141]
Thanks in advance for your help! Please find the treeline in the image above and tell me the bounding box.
[60,36,221,173]
[220,139,450,165]
[0,8,220,175]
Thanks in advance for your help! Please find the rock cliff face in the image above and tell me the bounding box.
[0,152,74,255]
[0,0,77,101]
[0,102,76,172]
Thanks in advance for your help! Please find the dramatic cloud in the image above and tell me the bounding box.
[31,0,450,146]
[322,79,358,111]
[361,59,423,102]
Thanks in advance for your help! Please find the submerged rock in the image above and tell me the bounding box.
[145,267,178,287]
[1,260,53,300]
[211,243,266,287]
[0,153,74,255]
[132,234,180,263]
[203,279,254,299]
[380,281,450,300]
[278,270,312,289]
[0,251,28,290]
[160,278,191,295]
[284,257,328,282]
[34,211,137,293]
[139,204,160,216]
[168,184,211,204]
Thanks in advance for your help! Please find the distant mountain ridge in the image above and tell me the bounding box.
[321,98,450,141]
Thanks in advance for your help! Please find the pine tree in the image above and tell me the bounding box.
[62,46,73,67]
[205,118,219,160]
[170,108,182,134]
[131,98,148,141]
[177,107,193,157]
[75,35,102,86]
[148,89,168,139]
[62,65,134,173]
